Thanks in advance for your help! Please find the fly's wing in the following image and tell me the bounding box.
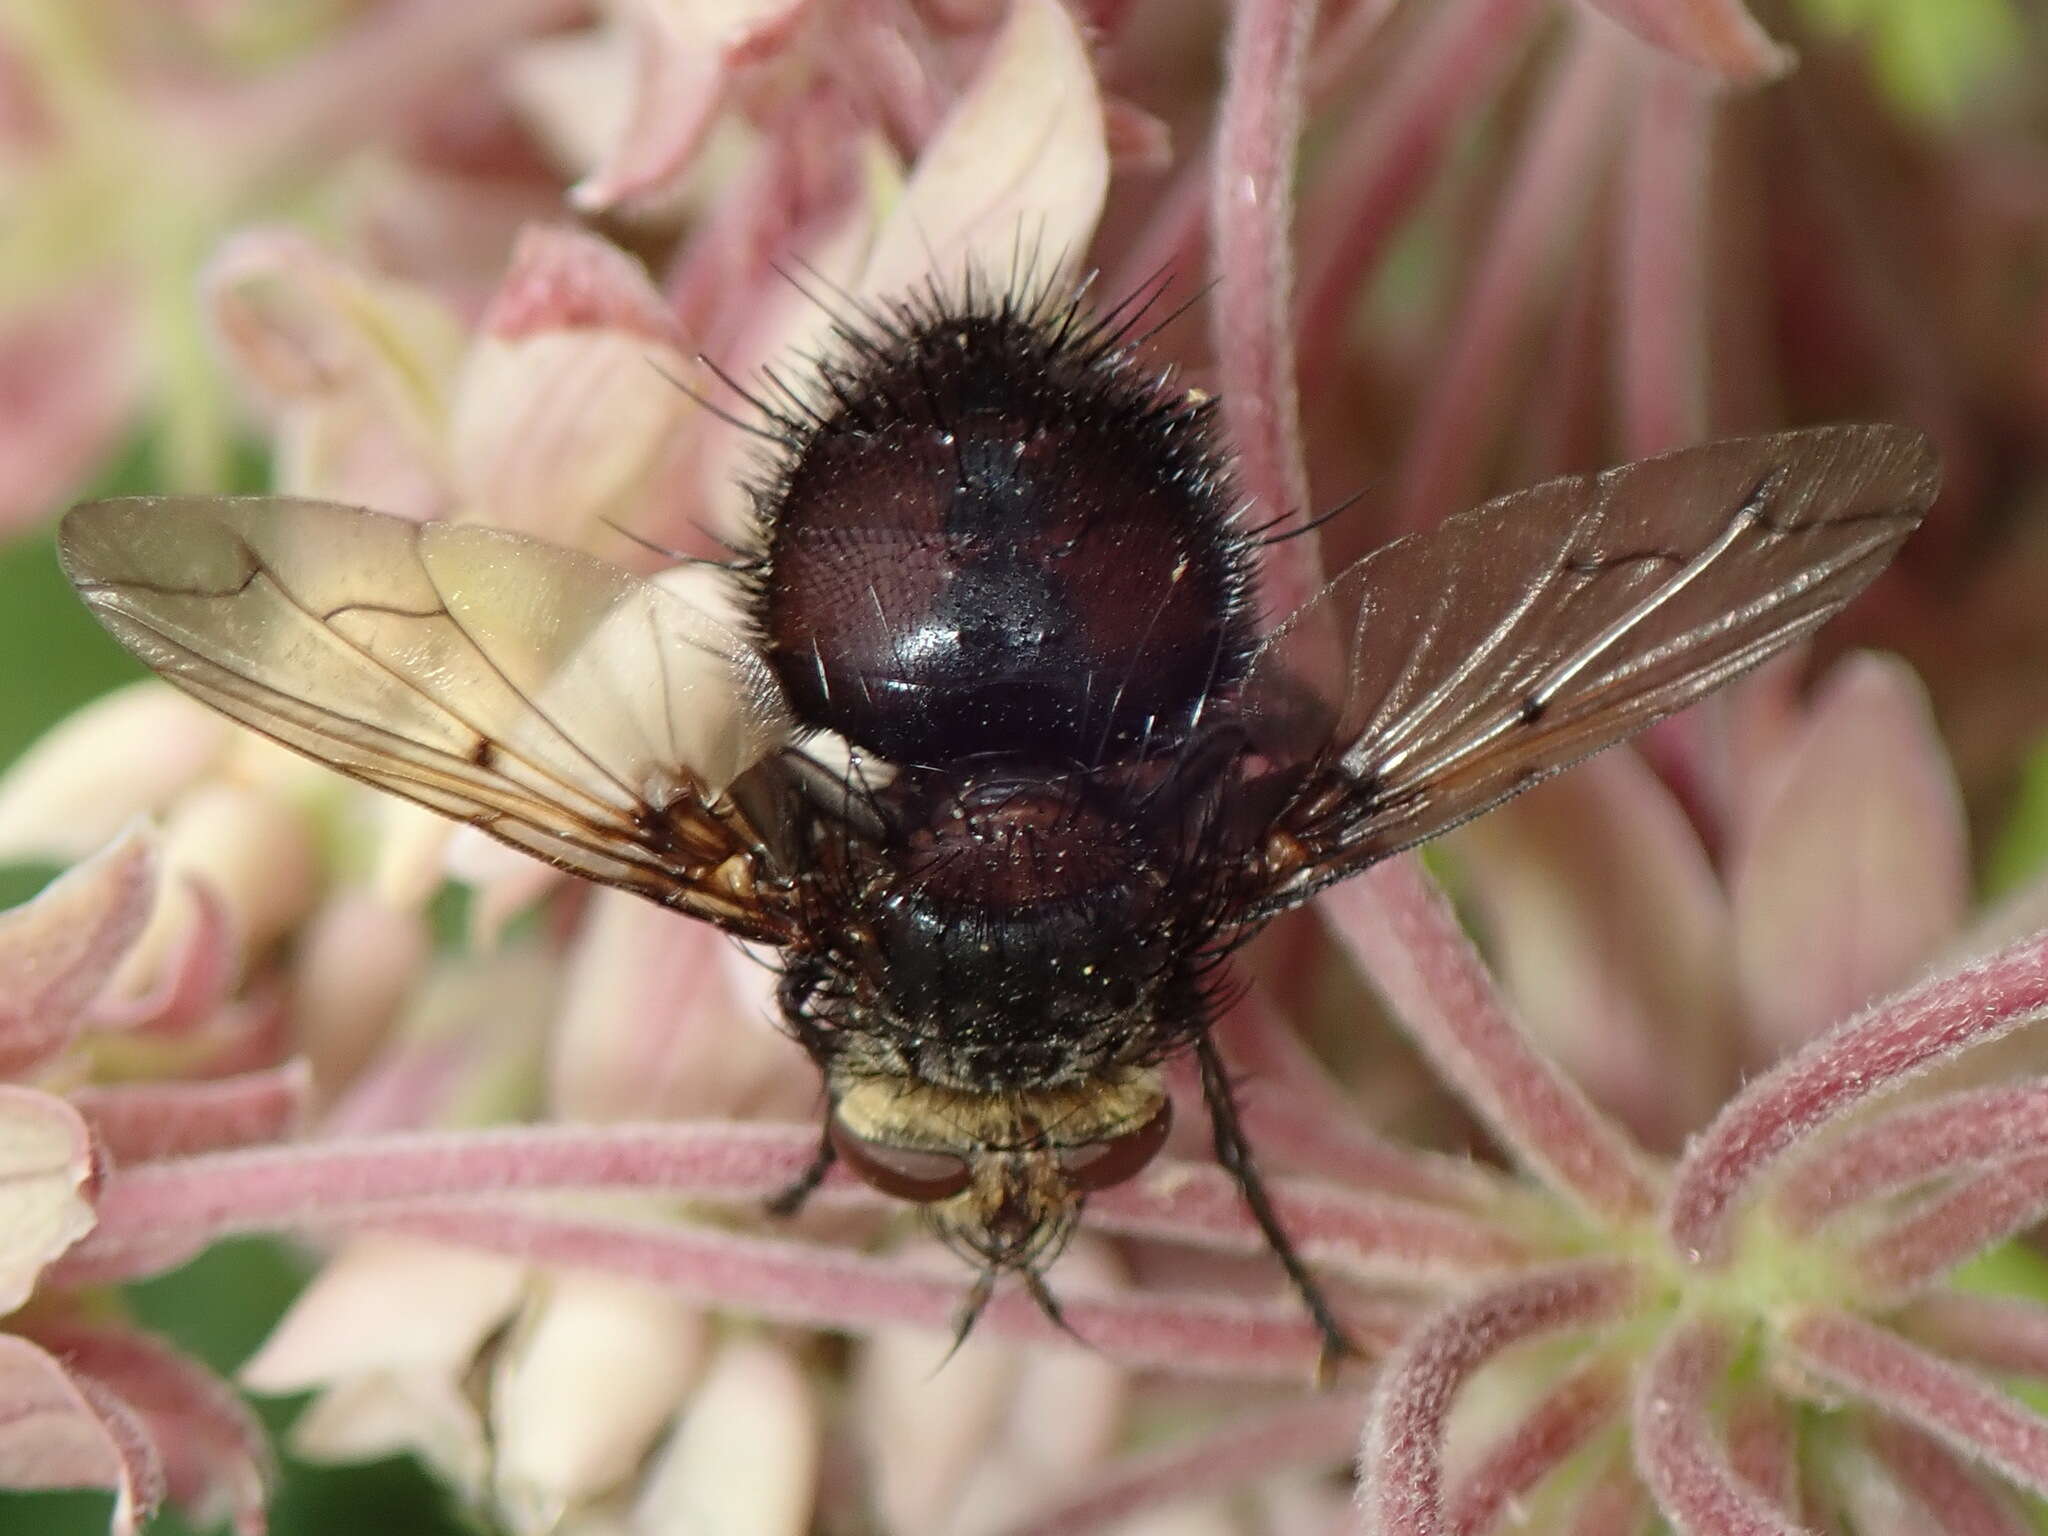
[1242,424,1939,912]
[61,496,798,941]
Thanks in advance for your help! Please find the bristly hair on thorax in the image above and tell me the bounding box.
[722,262,1264,768]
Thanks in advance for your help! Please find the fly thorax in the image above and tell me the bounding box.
[853,770,1178,1086]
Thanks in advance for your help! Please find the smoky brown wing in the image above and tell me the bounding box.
[61,496,797,941]
[1243,424,1939,911]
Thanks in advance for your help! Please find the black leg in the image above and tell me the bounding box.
[1194,1030,1357,1382]
[765,1119,836,1218]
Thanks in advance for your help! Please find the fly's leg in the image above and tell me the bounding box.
[1194,1030,1357,1382]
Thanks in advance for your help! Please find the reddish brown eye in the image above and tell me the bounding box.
[1057,1099,1173,1193]
[829,1115,972,1202]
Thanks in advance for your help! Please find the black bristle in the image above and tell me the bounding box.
[728,265,1258,771]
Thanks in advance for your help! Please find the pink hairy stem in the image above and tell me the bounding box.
[1785,1309,2048,1504]
[1442,1352,1627,1536]
[1666,928,2048,1269]
[363,1204,1419,1379]
[1864,1418,2035,1536]
[1774,1083,2048,1235]
[1852,1151,2048,1300]
[1630,1314,1805,1536]
[1323,859,1662,1225]
[1894,1293,2048,1381]
[1356,1259,1646,1534]
[1210,0,1323,616]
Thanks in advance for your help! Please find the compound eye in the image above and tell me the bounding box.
[829,1115,973,1202]
[1057,1098,1173,1193]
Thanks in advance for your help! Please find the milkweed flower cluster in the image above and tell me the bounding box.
[1,0,2046,1533]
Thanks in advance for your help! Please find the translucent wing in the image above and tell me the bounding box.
[61,496,798,940]
[1243,424,1939,911]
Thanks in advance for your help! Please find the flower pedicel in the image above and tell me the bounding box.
[58,269,1939,1374]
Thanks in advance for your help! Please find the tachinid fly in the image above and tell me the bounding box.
[59,275,1940,1371]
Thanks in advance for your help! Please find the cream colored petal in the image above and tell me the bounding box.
[205,229,464,514]
[288,1372,490,1499]
[550,888,792,1123]
[491,1272,707,1531]
[859,0,1107,303]
[632,1338,817,1536]
[856,1239,1126,1536]
[241,1236,527,1391]
[453,331,694,548]
[0,1087,96,1313]
[0,683,231,865]
[289,890,432,1093]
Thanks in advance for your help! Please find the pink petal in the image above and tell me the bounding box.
[1630,1315,1800,1535]
[154,781,319,956]
[0,830,157,1078]
[0,684,231,866]
[0,1087,96,1312]
[1294,0,1546,392]
[89,876,240,1038]
[1724,1381,1800,1515]
[1614,57,1712,459]
[69,1062,311,1165]
[1322,858,1662,1223]
[1392,22,1630,534]
[1730,655,1969,1059]
[1785,1310,2048,1504]
[0,283,138,535]
[859,0,1108,303]
[550,890,799,1123]
[1102,96,1171,173]
[64,1113,1512,1291]
[569,0,811,213]
[481,223,687,346]
[1003,1391,1365,1536]
[31,1323,270,1536]
[204,229,463,517]
[1454,750,1736,1150]
[0,1335,163,1534]
[450,311,695,545]
[1571,0,1792,85]
[1356,1261,1645,1534]
[311,944,555,1141]
[1665,926,2048,1268]
[1208,0,1320,615]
